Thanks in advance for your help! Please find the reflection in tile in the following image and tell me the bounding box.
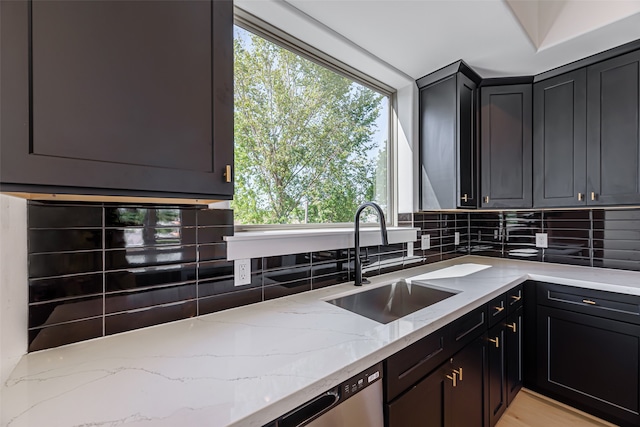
[264,279,311,301]
[544,210,590,221]
[28,229,102,254]
[105,227,196,249]
[544,254,591,267]
[379,261,405,275]
[28,318,103,352]
[593,239,640,251]
[312,273,348,289]
[593,249,640,262]
[28,202,102,228]
[29,296,103,328]
[105,264,196,292]
[29,251,103,279]
[29,273,103,303]
[198,243,227,261]
[105,207,185,227]
[312,250,349,264]
[263,266,310,285]
[105,246,197,270]
[264,253,310,270]
[198,288,263,316]
[198,260,234,281]
[197,226,234,244]
[311,261,348,277]
[197,209,233,226]
[198,274,262,298]
[593,229,640,240]
[105,301,197,335]
[593,258,640,271]
[105,283,196,314]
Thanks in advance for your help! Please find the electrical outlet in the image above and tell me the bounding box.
[234,258,251,286]
[454,232,460,246]
[421,234,431,250]
[535,233,548,248]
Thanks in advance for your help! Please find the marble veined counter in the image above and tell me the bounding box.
[2,256,640,427]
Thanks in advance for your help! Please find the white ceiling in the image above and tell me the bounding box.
[236,0,640,88]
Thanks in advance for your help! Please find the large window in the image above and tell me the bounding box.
[232,22,392,226]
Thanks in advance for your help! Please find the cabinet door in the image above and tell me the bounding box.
[420,76,457,210]
[387,365,447,427]
[0,0,233,199]
[457,74,478,208]
[533,70,587,207]
[447,336,486,427]
[587,50,640,206]
[480,84,533,208]
[505,309,523,406]
[537,306,640,426]
[419,72,477,210]
[487,323,506,426]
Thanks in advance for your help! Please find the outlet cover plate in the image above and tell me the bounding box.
[454,232,460,246]
[535,233,548,249]
[234,258,251,286]
[421,234,431,250]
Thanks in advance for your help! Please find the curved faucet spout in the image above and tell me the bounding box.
[354,202,388,286]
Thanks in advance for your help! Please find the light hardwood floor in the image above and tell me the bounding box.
[496,389,618,427]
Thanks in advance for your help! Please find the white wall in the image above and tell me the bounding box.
[396,83,418,214]
[0,194,28,386]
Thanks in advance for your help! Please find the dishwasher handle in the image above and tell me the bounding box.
[278,388,340,427]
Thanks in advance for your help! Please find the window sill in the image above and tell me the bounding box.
[224,227,419,260]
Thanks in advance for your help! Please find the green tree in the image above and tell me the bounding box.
[233,28,386,224]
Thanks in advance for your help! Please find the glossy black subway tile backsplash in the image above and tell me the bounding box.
[26,202,234,351]
[30,203,640,352]
[465,208,640,271]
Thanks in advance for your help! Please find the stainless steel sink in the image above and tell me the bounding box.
[326,280,458,324]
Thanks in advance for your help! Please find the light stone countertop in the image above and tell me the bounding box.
[2,255,640,427]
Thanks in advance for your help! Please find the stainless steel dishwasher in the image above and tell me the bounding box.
[264,362,384,427]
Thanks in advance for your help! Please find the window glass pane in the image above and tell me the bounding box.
[232,25,389,225]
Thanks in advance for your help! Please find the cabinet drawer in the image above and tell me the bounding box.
[385,326,448,402]
[449,305,487,353]
[506,284,523,314]
[537,282,640,325]
[488,293,507,327]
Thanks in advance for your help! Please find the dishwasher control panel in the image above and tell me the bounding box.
[342,363,382,401]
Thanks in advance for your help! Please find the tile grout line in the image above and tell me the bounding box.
[101,203,106,337]
[195,207,200,317]
[589,209,594,268]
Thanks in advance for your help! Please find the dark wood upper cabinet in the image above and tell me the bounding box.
[533,69,587,207]
[480,84,533,208]
[0,0,233,200]
[418,61,480,210]
[587,49,640,206]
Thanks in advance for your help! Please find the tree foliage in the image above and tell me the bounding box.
[232,28,386,224]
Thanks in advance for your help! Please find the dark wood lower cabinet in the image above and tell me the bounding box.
[387,363,446,426]
[487,308,523,427]
[505,309,523,406]
[487,323,506,426]
[447,336,486,427]
[536,305,640,427]
[387,335,486,427]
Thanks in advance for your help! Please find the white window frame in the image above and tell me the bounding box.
[233,7,398,231]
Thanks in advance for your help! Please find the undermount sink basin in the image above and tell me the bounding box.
[326,280,459,324]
